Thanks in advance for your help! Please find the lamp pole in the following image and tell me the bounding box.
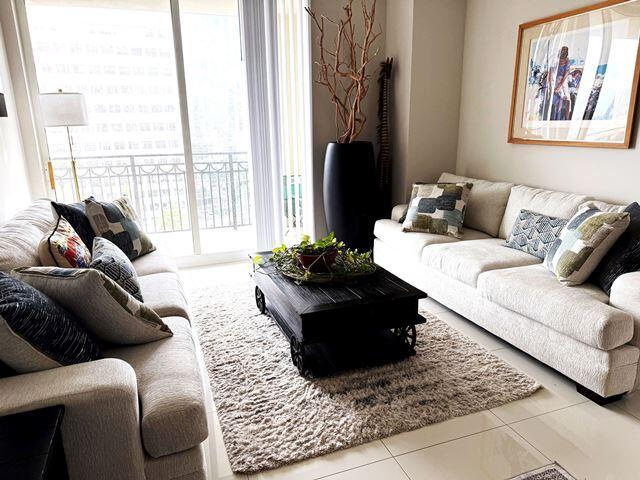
[66,125,81,201]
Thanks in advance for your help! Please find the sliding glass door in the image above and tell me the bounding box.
[21,0,312,260]
[179,0,255,254]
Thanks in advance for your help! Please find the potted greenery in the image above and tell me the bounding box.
[295,233,340,273]
[306,0,382,250]
[253,233,376,284]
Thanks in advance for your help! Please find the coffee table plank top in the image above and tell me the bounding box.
[252,252,426,316]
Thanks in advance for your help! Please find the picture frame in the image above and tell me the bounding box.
[508,0,640,148]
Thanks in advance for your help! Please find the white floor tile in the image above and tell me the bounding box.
[435,310,509,351]
[319,459,409,480]
[511,402,640,480]
[247,441,391,480]
[382,410,504,456]
[419,297,450,314]
[395,426,548,480]
[489,348,587,424]
[614,390,640,420]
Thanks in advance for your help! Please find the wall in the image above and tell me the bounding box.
[310,0,386,236]
[0,19,30,222]
[386,0,467,205]
[457,0,640,204]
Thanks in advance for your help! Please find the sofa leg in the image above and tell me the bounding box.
[576,384,625,405]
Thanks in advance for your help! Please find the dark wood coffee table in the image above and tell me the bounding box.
[250,252,427,377]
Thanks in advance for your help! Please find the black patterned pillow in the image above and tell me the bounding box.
[0,272,101,373]
[505,209,568,260]
[84,196,155,260]
[91,237,143,302]
[590,202,640,294]
[51,201,96,250]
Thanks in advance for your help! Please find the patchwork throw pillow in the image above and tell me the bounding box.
[51,201,96,250]
[505,209,568,260]
[0,272,101,373]
[590,202,640,294]
[38,215,92,268]
[91,237,143,302]
[402,182,473,238]
[544,203,630,286]
[84,196,155,260]
[13,267,171,345]
[399,182,431,223]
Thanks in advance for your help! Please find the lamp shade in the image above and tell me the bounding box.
[40,91,88,127]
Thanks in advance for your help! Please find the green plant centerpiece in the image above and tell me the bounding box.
[254,233,376,284]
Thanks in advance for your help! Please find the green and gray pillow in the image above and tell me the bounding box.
[84,196,155,260]
[402,182,473,238]
[544,203,630,285]
[13,267,171,345]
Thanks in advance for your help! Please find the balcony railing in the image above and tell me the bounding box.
[51,152,254,234]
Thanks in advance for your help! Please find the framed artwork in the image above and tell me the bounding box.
[509,0,640,148]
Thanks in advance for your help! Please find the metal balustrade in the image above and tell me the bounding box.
[51,152,253,234]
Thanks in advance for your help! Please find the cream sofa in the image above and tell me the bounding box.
[0,200,209,480]
[374,172,640,402]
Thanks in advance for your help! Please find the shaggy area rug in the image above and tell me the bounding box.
[189,280,540,474]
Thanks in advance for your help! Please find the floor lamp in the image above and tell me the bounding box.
[40,90,88,201]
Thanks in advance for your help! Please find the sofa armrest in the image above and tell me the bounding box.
[0,359,145,480]
[391,204,408,222]
[610,272,640,348]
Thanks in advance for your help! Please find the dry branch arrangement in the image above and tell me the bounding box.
[305,0,382,143]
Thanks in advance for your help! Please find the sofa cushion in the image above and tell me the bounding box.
[504,209,568,260]
[374,219,490,262]
[139,272,189,320]
[105,316,208,458]
[421,238,541,287]
[85,196,156,260]
[0,200,54,272]
[402,182,473,238]
[0,272,102,373]
[91,237,143,302]
[592,202,640,294]
[132,249,178,277]
[51,201,96,250]
[38,215,92,268]
[14,267,172,345]
[478,264,633,350]
[498,185,591,239]
[544,203,630,286]
[439,173,514,237]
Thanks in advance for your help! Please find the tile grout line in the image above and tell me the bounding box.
[491,398,590,425]
[380,440,412,480]
[389,423,507,459]
[505,423,552,464]
[387,398,591,461]
[311,457,393,480]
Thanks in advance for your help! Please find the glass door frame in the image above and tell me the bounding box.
[14,0,279,262]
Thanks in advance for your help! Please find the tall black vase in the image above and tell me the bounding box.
[323,141,375,250]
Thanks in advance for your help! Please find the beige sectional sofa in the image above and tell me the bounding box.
[374,172,640,401]
[0,200,208,480]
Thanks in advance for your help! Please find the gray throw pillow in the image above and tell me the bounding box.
[0,272,101,373]
[84,196,155,260]
[13,267,172,345]
[504,209,568,260]
[91,237,143,302]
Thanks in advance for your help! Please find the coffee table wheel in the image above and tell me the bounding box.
[255,286,266,314]
[290,338,309,377]
[393,324,417,350]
